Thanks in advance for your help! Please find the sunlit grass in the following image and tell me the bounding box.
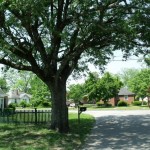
[82,104,150,110]
[0,113,95,150]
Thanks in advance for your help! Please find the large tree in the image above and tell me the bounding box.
[0,0,149,132]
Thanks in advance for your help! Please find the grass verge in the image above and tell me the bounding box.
[83,104,150,110]
[0,113,95,150]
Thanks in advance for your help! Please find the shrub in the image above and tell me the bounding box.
[41,100,51,107]
[19,100,28,108]
[96,102,103,107]
[3,108,15,115]
[96,102,112,107]
[142,101,148,105]
[105,103,112,107]
[132,101,142,106]
[8,103,16,110]
[117,100,128,107]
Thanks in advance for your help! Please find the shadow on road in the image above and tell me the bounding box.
[82,115,150,150]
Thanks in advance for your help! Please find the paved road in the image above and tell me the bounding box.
[81,110,150,150]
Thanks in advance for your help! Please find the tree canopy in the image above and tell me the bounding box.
[1,68,34,92]
[118,68,139,88]
[68,72,123,104]
[30,75,51,107]
[0,0,149,75]
[68,83,84,102]
[128,69,150,100]
[90,72,123,103]
[0,0,149,133]
[144,55,150,67]
[0,77,7,91]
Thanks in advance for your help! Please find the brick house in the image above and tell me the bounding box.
[109,88,135,106]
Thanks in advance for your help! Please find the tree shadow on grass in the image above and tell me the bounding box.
[82,115,150,150]
[0,116,94,150]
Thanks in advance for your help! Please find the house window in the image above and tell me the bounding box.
[124,95,128,101]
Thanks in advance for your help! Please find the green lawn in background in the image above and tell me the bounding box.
[82,104,150,110]
[0,113,95,150]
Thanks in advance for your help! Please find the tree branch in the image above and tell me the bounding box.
[0,57,32,71]
[7,7,49,66]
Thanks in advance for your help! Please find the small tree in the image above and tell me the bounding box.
[91,72,123,105]
[128,69,150,103]
[84,72,99,102]
[30,76,51,106]
[68,84,84,103]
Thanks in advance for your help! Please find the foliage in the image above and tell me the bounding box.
[96,102,103,107]
[68,72,99,103]
[68,72,123,105]
[117,100,128,107]
[82,95,89,103]
[90,72,123,104]
[144,55,150,67]
[118,68,139,88]
[30,76,51,107]
[19,100,29,108]
[1,68,34,93]
[40,100,51,108]
[8,103,16,110]
[132,101,142,106]
[96,102,112,107]
[0,77,8,92]
[3,108,15,114]
[68,84,85,102]
[83,72,99,102]
[128,69,150,99]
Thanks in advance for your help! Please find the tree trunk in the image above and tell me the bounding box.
[148,97,150,108]
[48,77,69,133]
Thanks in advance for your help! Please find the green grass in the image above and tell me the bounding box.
[0,113,95,150]
[82,104,150,110]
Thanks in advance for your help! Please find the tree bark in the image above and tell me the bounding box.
[48,77,69,133]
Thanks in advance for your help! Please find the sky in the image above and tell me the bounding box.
[67,50,144,85]
[105,50,144,74]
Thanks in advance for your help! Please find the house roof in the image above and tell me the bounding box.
[118,88,134,96]
[7,90,20,99]
[20,93,32,99]
[7,90,31,99]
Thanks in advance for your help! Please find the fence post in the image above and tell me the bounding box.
[35,108,37,124]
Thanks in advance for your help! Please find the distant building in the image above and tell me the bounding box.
[0,88,8,110]
[7,90,31,105]
[109,88,135,106]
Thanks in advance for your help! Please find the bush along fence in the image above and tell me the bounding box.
[0,108,51,124]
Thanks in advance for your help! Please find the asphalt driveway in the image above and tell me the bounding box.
[81,110,150,150]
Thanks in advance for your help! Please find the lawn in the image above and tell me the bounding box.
[0,113,95,150]
[82,104,150,110]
